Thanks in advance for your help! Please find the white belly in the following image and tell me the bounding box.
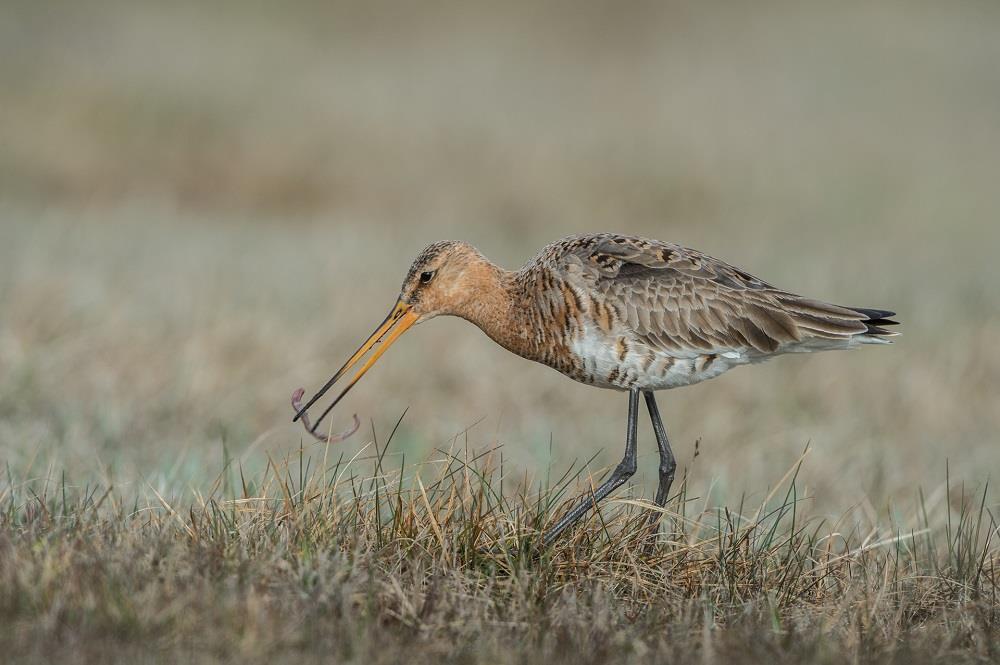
[567,325,749,390]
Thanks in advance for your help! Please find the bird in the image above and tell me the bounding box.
[292,233,898,545]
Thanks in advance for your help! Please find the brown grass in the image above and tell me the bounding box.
[2,440,997,664]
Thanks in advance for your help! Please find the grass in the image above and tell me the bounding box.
[2,433,997,664]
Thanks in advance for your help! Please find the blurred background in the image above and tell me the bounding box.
[2,0,998,513]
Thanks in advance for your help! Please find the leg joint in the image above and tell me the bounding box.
[615,459,637,478]
[659,457,676,476]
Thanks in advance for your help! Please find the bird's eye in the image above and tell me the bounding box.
[420,271,435,284]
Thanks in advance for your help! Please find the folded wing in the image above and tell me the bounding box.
[564,235,898,356]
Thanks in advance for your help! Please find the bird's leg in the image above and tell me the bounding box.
[542,388,640,546]
[643,390,676,532]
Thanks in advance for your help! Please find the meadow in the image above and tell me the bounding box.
[1,1,999,662]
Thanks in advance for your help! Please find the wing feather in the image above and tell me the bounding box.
[556,234,884,356]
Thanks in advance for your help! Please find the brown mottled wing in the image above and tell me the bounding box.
[562,235,873,355]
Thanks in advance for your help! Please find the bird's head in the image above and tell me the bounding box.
[398,240,497,319]
[292,240,498,435]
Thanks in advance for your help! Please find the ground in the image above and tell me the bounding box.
[1,1,998,662]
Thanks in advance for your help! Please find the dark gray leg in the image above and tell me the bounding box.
[644,390,676,510]
[543,388,640,546]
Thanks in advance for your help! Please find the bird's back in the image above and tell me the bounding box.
[515,234,897,390]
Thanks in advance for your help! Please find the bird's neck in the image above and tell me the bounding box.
[451,264,549,363]
[451,263,511,334]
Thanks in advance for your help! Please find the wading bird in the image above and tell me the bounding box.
[293,234,898,545]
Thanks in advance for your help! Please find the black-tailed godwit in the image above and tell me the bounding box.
[293,234,898,544]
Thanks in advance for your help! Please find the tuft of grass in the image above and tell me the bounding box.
[1,440,996,665]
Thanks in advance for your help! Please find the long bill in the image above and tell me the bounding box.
[292,300,419,433]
